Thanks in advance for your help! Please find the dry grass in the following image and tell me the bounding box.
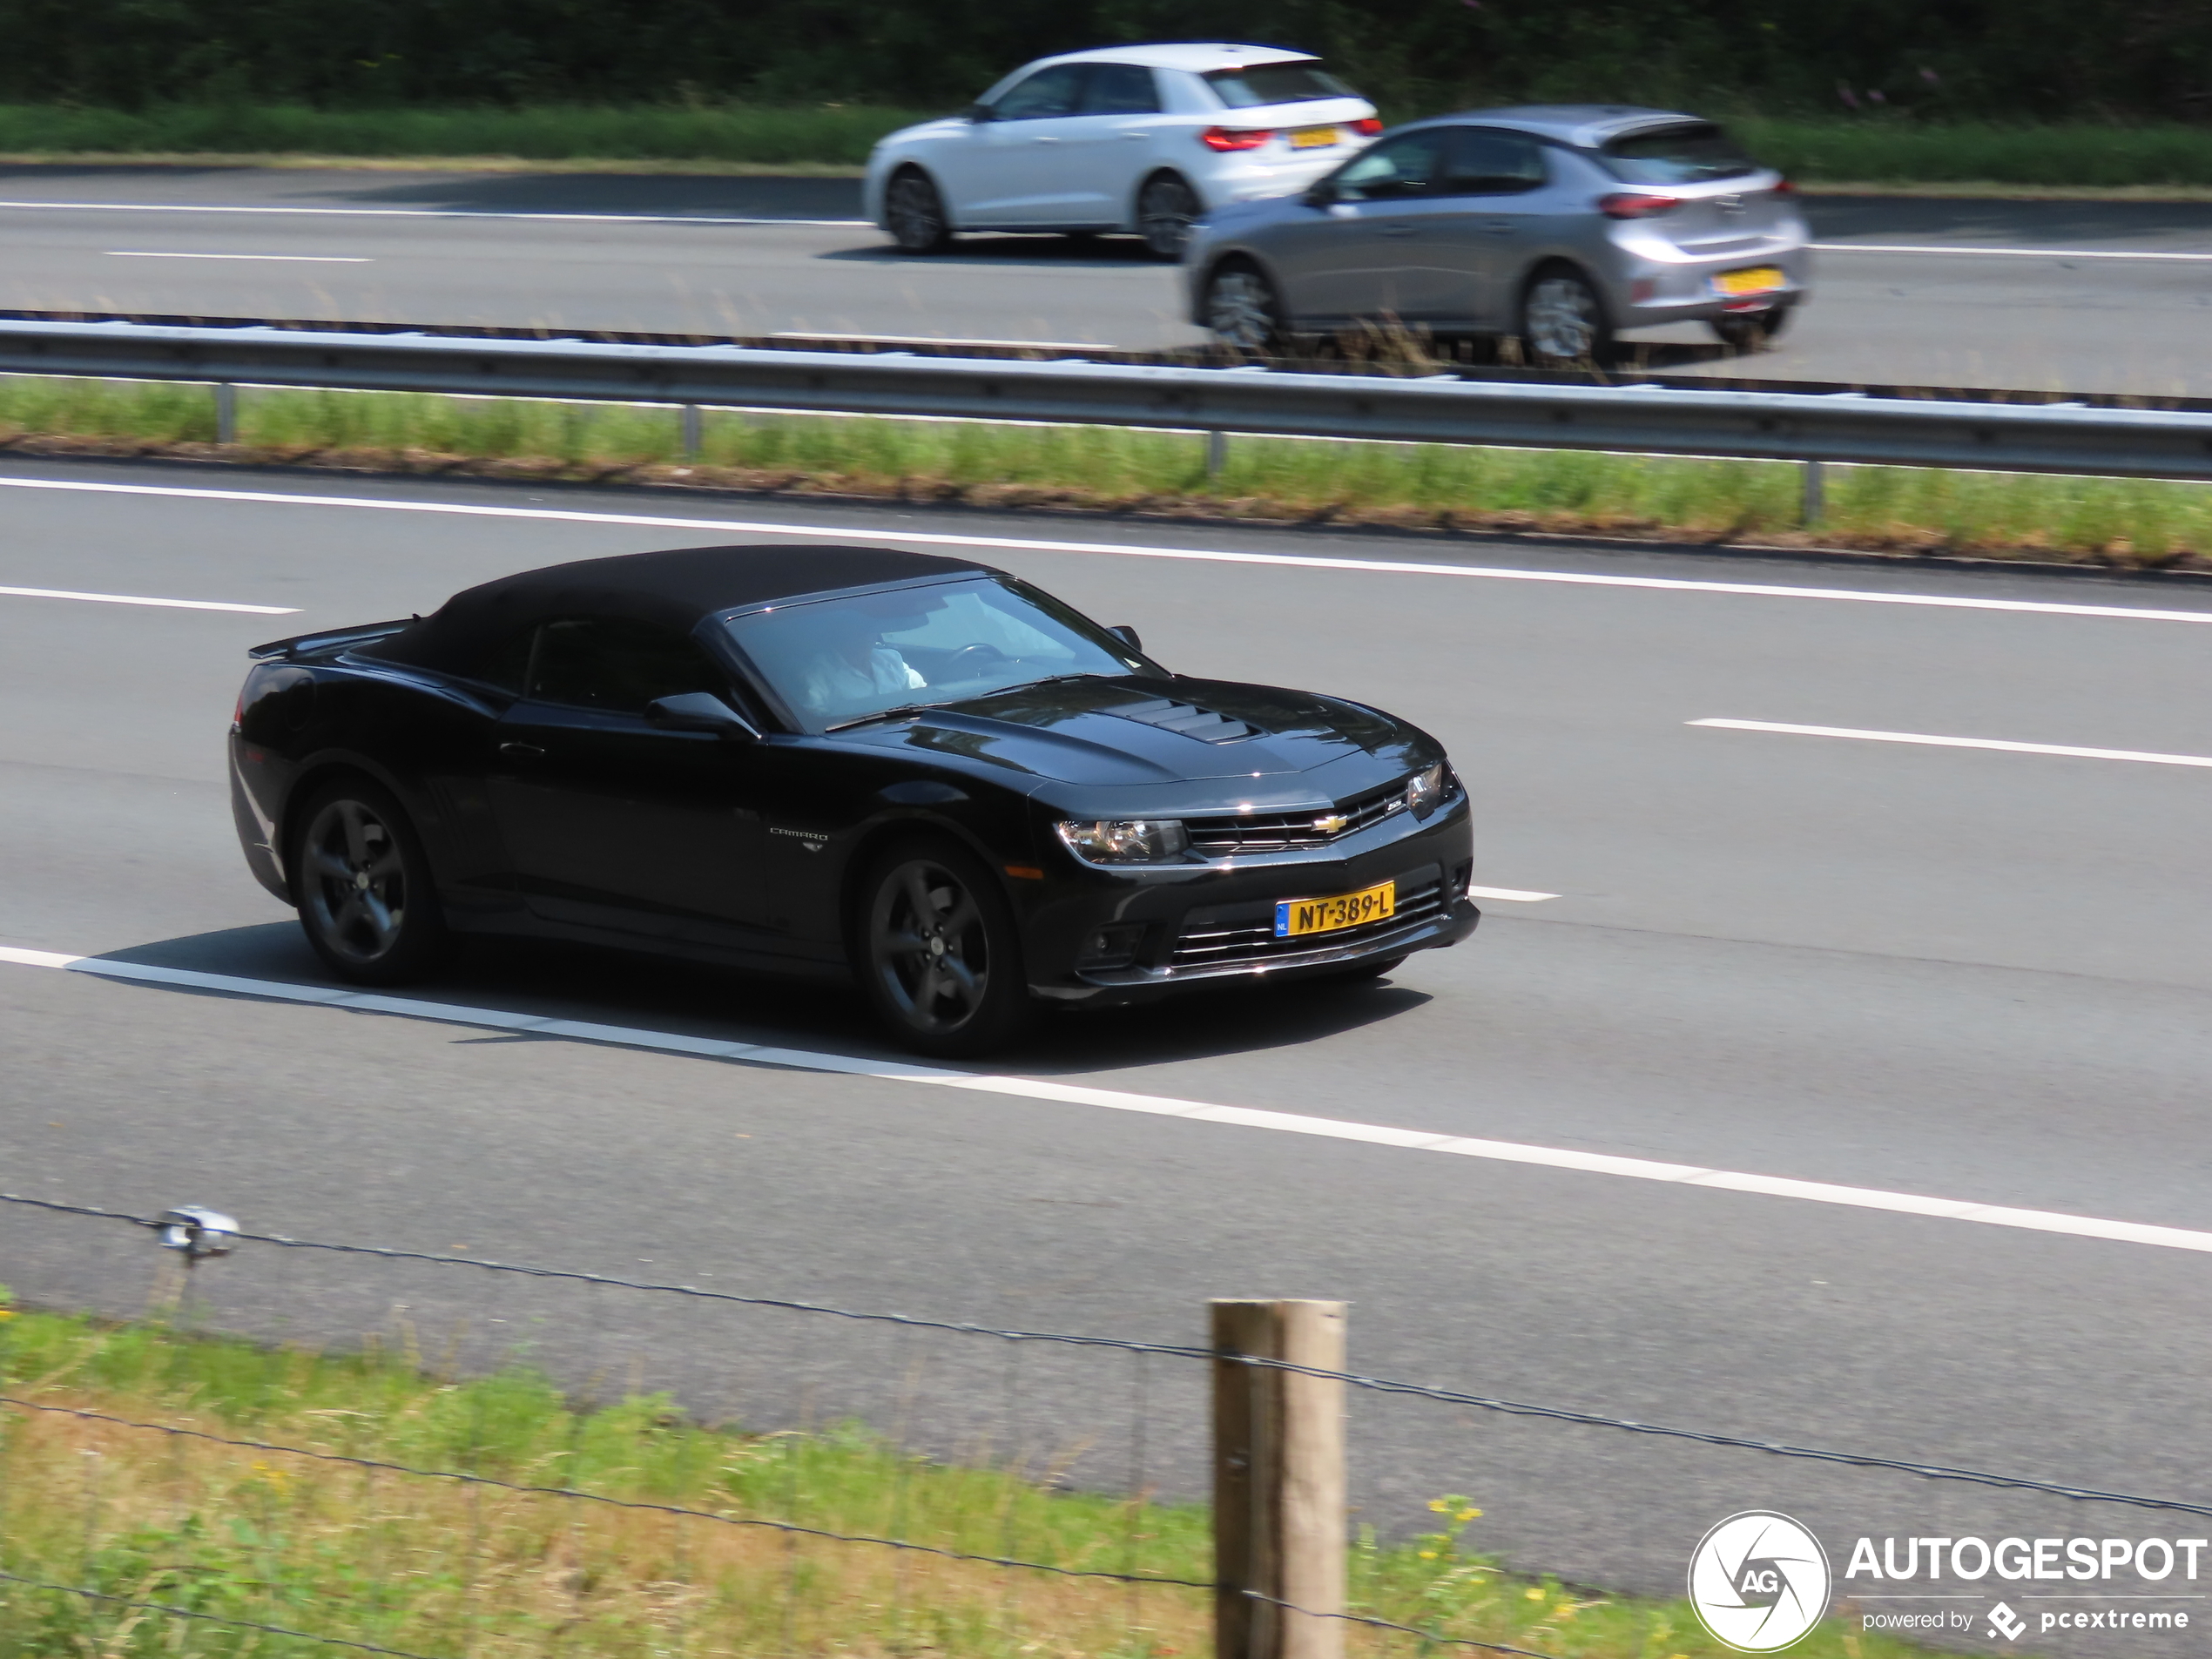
[0,1300,1959,1659]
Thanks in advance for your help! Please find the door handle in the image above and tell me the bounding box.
[1482,220,1517,233]
[1378,225,1419,238]
[499,741,545,759]
[1035,136,1058,145]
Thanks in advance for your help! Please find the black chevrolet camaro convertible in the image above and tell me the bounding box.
[230,544,1479,1054]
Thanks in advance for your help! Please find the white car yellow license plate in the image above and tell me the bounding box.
[1712,266,1786,297]
[1275,880,1395,939]
[1289,125,1340,150]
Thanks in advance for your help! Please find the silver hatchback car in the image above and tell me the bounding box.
[1184,105,1811,364]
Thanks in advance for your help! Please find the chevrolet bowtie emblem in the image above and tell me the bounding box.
[1313,813,1350,833]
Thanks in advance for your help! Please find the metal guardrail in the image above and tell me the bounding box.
[3,315,2212,485]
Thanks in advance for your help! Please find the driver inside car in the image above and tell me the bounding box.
[793,605,928,719]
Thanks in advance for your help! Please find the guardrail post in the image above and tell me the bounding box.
[1207,429,1229,477]
[1212,1298,1346,1659]
[214,381,238,446]
[1801,458,1824,527]
[681,402,703,461]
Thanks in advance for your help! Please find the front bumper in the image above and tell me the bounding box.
[1019,798,1477,1007]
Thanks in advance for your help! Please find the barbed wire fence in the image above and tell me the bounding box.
[3,1190,2209,1659]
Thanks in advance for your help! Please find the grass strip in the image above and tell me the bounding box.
[5,374,2210,570]
[2,103,2212,191]
[0,1294,1947,1658]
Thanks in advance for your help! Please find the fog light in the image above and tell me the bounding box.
[1076,923,1145,969]
[1630,278,1657,304]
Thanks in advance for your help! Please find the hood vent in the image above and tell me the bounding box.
[1103,696,1257,744]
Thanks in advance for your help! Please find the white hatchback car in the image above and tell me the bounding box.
[865,43,1379,260]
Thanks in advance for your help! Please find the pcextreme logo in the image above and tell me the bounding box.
[1688,1511,1833,1652]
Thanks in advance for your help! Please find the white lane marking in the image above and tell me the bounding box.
[106,250,372,263]
[6,940,2210,1255]
[7,475,2212,629]
[0,199,868,228]
[1467,885,1558,902]
[1693,718,2212,769]
[1811,241,2212,263]
[0,583,298,615]
[772,331,1108,351]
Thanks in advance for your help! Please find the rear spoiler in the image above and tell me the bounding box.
[247,618,415,662]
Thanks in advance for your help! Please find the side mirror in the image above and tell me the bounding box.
[1109,624,1143,652]
[1303,180,1337,208]
[966,101,996,123]
[647,691,759,740]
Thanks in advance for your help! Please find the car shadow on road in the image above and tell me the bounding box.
[80,921,1429,1073]
[818,234,1165,267]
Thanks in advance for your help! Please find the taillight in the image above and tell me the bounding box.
[233,685,246,730]
[1771,177,1797,195]
[1200,126,1273,152]
[1351,117,1382,137]
[1600,192,1680,219]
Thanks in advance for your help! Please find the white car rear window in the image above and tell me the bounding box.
[1202,62,1357,109]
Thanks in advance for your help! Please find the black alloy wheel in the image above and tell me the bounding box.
[885,168,952,254]
[1711,304,1792,352]
[857,841,1031,1055]
[1137,174,1201,261]
[1518,266,1616,368]
[1205,262,1283,354]
[291,778,448,984]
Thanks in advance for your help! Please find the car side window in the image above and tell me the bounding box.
[1440,127,1548,195]
[1082,64,1159,116]
[527,617,724,715]
[1331,131,1447,201]
[474,625,535,693]
[991,64,1089,120]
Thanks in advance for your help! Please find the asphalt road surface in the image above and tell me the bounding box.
[3,165,2212,395]
[5,458,2212,1653]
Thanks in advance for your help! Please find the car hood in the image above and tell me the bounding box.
[828,674,1426,786]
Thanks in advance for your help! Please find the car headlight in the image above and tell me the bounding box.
[1406,764,1449,815]
[1055,819,1190,864]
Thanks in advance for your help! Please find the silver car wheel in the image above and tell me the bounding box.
[300,796,409,966]
[1523,273,1603,365]
[1138,176,1199,260]
[885,171,949,254]
[1206,267,1278,352]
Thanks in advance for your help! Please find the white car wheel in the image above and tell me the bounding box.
[885,170,952,254]
[1138,175,1200,261]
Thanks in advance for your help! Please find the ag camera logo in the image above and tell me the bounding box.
[1689,1511,1833,1652]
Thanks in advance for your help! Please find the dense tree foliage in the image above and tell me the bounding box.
[5,0,2209,120]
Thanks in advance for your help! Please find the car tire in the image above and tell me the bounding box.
[1711,304,1791,351]
[1517,266,1617,369]
[1204,261,1283,354]
[854,839,1033,1056]
[289,776,449,985]
[1137,174,1201,261]
[885,168,953,254]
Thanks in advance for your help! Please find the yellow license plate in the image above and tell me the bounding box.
[1276,880,1395,939]
[1289,125,1339,149]
[1713,266,1785,297]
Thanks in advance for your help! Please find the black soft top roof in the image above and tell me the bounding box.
[364,543,995,675]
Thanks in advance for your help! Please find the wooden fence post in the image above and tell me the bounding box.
[1212,1299,1346,1659]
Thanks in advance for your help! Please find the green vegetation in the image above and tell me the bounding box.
[3,102,2212,190]
[0,1293,1945,1657]
[0,102,925,170]
[4,374,2210,568]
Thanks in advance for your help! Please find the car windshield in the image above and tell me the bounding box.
[1203,61,1356,109]
[1600,123,1757,183]
[724,577,1150,733]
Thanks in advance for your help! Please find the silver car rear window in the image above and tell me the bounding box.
[1203,62,1356,109]
[1601,123,1757,183]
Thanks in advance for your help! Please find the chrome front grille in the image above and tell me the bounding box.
[1170,876,1447,968]
[1184,779,1408,857]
